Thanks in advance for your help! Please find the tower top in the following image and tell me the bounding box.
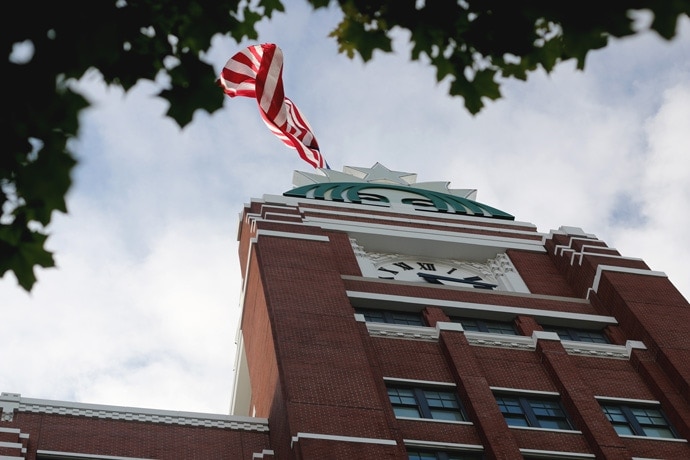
[293,162,478,200]
[287,162,513,220]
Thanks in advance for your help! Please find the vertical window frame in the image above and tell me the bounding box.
[355,308,425,326]
[600,402,678,439]
[407,450,483,460]
[495,393,573,431]
[387,384,467,422]
[451,317,518,335]
[541,325,609,343]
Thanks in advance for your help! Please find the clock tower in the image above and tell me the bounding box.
[231,163,690,459]
[3,163,689,459]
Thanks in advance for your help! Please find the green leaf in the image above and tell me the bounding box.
[329,4,392,61]
[160,58,224,127]
[536,37,564,73]
[0,221,55,291]
[229,9,262,42]
[305,0,330,9]
[648,3,690,39]
[259,0,285,17]
[473,69,501,101]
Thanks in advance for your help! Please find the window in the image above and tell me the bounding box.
[600,402,678,438]
[355,308,425,326]
[542,325,609,343]
[407,450,483,460]
[451,317,517,335]
[495,394,573,430]
[388,385,467,421]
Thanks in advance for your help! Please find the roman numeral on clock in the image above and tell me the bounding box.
[392,262,414,271]
[377,267,398,279]
[417,262,436,271]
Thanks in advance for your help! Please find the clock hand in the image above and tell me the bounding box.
[417,272,497,290]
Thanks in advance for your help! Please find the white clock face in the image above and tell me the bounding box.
[375,259,497,290]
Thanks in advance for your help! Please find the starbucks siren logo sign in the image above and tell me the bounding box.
[283,163,514,220]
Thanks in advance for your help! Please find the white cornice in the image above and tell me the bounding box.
[290,432,397,447]
[0,393,268,431]
[37,451,155,460]
[356,319,643,359]
[590,265,667,294]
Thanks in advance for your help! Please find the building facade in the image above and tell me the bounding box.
[2,163,690,459]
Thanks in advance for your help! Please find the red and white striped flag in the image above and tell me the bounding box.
[217,43,328,169]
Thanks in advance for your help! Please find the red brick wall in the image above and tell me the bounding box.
[507,249,577,297]
[370,337,454,383]
[252,235,401,452]
[241,253,279,418]
[239,203,690,459]
[1,413,270,460]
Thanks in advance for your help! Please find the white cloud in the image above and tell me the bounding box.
[608,82,690,296]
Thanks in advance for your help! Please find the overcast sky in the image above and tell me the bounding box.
[2,4,689,415]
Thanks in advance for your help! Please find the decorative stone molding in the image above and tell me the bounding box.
[366,323,439,341]
[562,340,646,360]
[360,325,645,360]
[291,432,397,448]
[465,332,536,350]
[349,237,367,259]
[0,393,269,432]
[487,253,515,276]
[0,392,20,422]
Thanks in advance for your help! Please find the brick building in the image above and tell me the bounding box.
[2,163,690,459]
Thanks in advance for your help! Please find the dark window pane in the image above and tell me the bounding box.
[631,407,676,438]
[497,395,572,430]
[424,390,460,409]
[389,387,422,418]
[408,452,437,460]
[389,386,466,421]
[601,403,677,438]
[602,405,627,423]
[356,308,424,325]
[451,317,517,335]
[496,397,523,414]
[574,330,609,343]
[484,322,517,335]
[642,425,676,438]
[391,311,425,326]
[537,417,572,430]
[612,423,635,436]
[408,451,483,460]
[496,397,529,426]
[631,407,665,425]
[388,387,415,404]
[542,325,609,343]
[530,400,566,417]
[394,406,422,418]
[430,409,466,421]
[356,308,385,323]
[455,318,481,331]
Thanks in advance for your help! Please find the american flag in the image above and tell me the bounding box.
[218,44,328,169]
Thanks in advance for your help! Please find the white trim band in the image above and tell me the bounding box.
[404,439,483,452]
[0,393,268,432]
[37,451,155,460]
[520,448,595,459]
[290,432,397,448]
[591,265,666,293]
[254,229,329,242]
